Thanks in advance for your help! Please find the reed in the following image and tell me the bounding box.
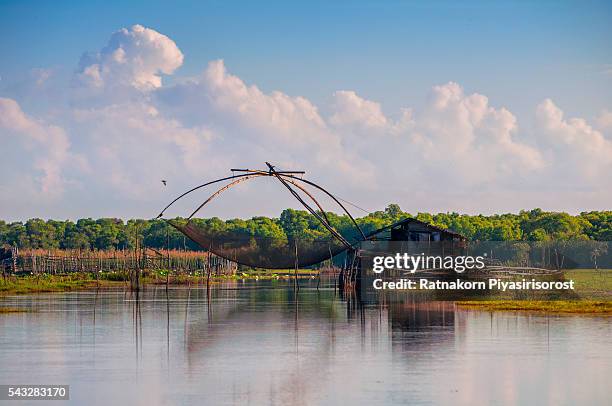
[10,248,237,276]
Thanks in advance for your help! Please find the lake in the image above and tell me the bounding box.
[0,279,610,405]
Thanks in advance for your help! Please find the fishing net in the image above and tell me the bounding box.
[160,166,369,268]
[169,219,350,269]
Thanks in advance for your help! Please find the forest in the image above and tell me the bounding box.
[0,205,610,251]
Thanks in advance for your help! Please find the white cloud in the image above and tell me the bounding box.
[201,59,327,138]
[66,26,220,203]
[75,24,183,92]
[0,24,609,218]
[320,83,544,188]
[330,90,388,130]
[0,97,78,196]
[157,59,374,185]
[596,109,612,132]
[71,102,214,198]
[535,99,612,182]
[406,82,544,184]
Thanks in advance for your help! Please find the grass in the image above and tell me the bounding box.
[5,269,607,315]
[564,269,611,298]
[0,307,32,313]
[456,300,611,314]
[456,269,611,314]
[0,275,123,296]
[0,268,322,295]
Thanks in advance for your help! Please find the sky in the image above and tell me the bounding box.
[0,0,611,221]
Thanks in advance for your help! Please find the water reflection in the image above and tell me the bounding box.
[0,279,610,405]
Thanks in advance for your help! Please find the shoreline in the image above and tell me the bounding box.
[0,270,322,296]
[456,300,612,314]
[2,270,610,315]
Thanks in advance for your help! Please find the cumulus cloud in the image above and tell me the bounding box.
[0,24,609,218]
[172,60,327,137]
[71,102,213,198]
[330,90,388,130]
[75,24,183,92]
[157,59,374,184]
[60,25,220,207]
[535,99,612,182]
[203,59,336,151]
[596,109,612,132]
[407,82,544,184]
[320,83,544,189]
[0,97,77,196]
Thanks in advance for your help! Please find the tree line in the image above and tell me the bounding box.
[0,205,609,251]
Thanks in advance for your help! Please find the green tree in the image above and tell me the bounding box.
[94,218,122,249]
[25,219,59,249]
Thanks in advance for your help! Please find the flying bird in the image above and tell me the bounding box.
[161,180,167,186]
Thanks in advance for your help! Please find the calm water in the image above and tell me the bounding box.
[0,280,610,406]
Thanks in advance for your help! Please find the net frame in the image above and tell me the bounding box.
[158,164,365,269]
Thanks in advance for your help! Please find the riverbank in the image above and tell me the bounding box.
[456,269,611,314]
[0,276,123,295]
[0,307,32,313]
[456,300,611,314]
[2,269,610,315]
[0,269,323,296]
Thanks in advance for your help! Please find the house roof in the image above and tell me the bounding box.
[366,217,466,239]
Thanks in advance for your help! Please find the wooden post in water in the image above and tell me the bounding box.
[166,225,171,272]
[131,227,140,292]
[11,246,18,275]
[206,244,212,287]
[294,240,299,292]
[95,250,99,286]
[166,231,170,292]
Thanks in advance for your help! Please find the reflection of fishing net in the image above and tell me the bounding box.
[169,220,349,269]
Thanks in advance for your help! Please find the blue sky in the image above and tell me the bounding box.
[0,1,611,220]
[2,0,610,117]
